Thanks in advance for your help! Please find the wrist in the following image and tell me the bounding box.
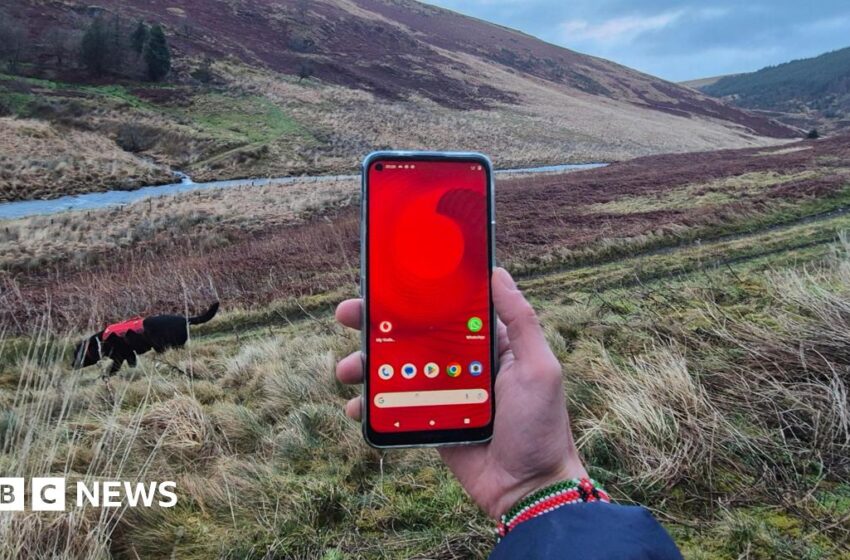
[497,477,610,538]
[487,458,588,519]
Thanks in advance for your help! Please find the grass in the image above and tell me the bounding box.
[584,170,822,214]
[185,93,305,145]
[3,201,850,556]
[4,135,849,336]
[0,116,174,202]
[0,176,358,273]
[3,136,850,557]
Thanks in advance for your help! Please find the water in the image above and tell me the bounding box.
[495,162,607,174]
[0,163,607,220]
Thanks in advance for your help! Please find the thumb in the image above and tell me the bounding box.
[491,267,553,363]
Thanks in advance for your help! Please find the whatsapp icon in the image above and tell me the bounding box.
[467,316,483,333]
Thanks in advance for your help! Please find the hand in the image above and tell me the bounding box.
[335,267,587,519]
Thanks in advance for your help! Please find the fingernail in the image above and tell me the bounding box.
[495,267,517,290]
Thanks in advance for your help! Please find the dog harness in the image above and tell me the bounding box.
[102,317,145,340]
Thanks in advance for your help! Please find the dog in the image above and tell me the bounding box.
[72,302,220,375]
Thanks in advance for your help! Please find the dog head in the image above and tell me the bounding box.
[72,333,103,369]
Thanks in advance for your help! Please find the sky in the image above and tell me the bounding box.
[425,0,850,82]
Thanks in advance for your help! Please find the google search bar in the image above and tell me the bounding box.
[374,389,489,408]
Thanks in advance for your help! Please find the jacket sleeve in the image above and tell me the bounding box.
[489,503,683,560]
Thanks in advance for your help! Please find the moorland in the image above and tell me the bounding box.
[1,0,847,558]
[2,135,850,558]
[0,0,796,201]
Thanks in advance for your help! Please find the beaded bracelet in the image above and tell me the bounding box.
[497,477,610,538]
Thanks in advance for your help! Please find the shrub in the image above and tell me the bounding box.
[115,122,159,152]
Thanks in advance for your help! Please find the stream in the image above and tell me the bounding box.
[0,163,607,220]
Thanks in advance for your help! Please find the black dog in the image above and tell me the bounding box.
[72,302,220,375]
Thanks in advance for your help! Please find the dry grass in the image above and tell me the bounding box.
[3,49,787,202]
[585,170,825,215]
[222,58,784,183]
[0,176,357,272]
[0,117,173,202]
[5,135,849,335]
[3,229,850,556]
[0,331,170,559]
[573,342,736,487]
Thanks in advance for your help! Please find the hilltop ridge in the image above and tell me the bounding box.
[698,46,850,132]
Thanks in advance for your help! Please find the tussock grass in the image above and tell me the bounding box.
[0,117,172,202]
[0,332,169,559]
[0,176,357,273]
[4,225,850,556]
[537,239,850,557]
[573,342,736,488]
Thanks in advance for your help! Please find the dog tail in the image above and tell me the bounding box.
[188,302,220,325]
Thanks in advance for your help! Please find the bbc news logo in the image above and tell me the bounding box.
[0,478,177,511]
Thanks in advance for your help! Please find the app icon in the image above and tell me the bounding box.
[446,362,462,377]
[378,364,394,380]
[401,363,417,379]
[424,362,440,378]
[467,316,483,333]
[469,361,483,376]
[379,321,393,333]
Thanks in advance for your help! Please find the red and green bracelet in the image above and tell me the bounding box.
[497,477,610,538]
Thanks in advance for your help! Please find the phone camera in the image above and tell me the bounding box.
[375,163,384,171]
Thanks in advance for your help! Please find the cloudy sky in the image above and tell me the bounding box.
[426,0,850,82]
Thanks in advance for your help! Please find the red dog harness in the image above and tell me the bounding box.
[103,317,145,340]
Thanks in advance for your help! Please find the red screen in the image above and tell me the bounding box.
[367,159,493,433]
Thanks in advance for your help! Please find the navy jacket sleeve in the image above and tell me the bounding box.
[490,503,683,560]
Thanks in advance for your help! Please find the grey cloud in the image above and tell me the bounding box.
[427,0,850,80]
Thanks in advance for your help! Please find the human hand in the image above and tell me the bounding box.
[335,267,587,519]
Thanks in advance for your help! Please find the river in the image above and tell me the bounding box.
[0,163,607,220]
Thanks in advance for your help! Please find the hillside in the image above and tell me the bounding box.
[680,74,732,89]
[0,0,796,201]
[700,47,850,132]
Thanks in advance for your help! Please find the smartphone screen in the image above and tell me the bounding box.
[363,154,495,447]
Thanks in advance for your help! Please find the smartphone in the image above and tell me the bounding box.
[360,151,497,448]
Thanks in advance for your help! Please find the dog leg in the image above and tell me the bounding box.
[109,359,123,376]
[100,372,115,404]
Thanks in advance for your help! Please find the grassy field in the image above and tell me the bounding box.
[2,138,850,558]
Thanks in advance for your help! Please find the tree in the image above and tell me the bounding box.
[107,14,126,68]
[807,128,820,139]
[80,18,109,76]
[43,28,79,68]
[130,20,148,55]
[143,24,171,81]
[0,19,27,74]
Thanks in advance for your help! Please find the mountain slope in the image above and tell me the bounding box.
[0,0,798,200]
[700,47,850,132]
